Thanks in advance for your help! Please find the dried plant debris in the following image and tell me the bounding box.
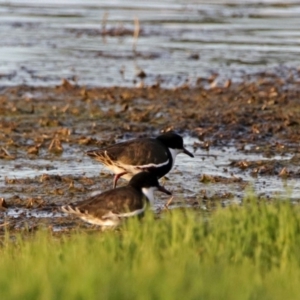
[48,136,64,154]
[0,198,8,210]
[199,174,244,184]
[1,71,300,233]
[230,158,300,178]
[0,147,15,159]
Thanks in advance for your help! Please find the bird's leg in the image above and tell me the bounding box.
[113,172,128,188]
[164,196,174,210]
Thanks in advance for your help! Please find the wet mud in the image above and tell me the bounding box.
[1,70,300,233]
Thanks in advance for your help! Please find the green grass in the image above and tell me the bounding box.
[2,198,300,300]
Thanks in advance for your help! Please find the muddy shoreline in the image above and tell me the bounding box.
[1,71,300,232]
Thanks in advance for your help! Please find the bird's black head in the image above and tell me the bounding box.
[129,172,171,195]
[156,132,194,157]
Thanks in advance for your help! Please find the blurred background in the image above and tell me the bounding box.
[0,0,300,87]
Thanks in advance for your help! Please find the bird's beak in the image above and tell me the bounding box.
[183,147,194,158]
[157,185,172,195]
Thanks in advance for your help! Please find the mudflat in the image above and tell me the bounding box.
[1,70,300,232]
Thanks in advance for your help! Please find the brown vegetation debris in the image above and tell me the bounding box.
[199,174,243,184]
[278,167,289,178]
[48,136,64,154]
[0,147,15,159]
[39,174,62,182]
[27,145,40,155]
[77,136,98,145]
[0,198,8,210]
[25,197,45,208]
[59,78,74,90]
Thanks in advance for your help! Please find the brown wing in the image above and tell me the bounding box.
[75,186,145,218]
[87,138,169,166]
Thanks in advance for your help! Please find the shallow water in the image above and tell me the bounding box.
[1,134,299,226]
[1,137,298,206]
[1,0,300,87]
